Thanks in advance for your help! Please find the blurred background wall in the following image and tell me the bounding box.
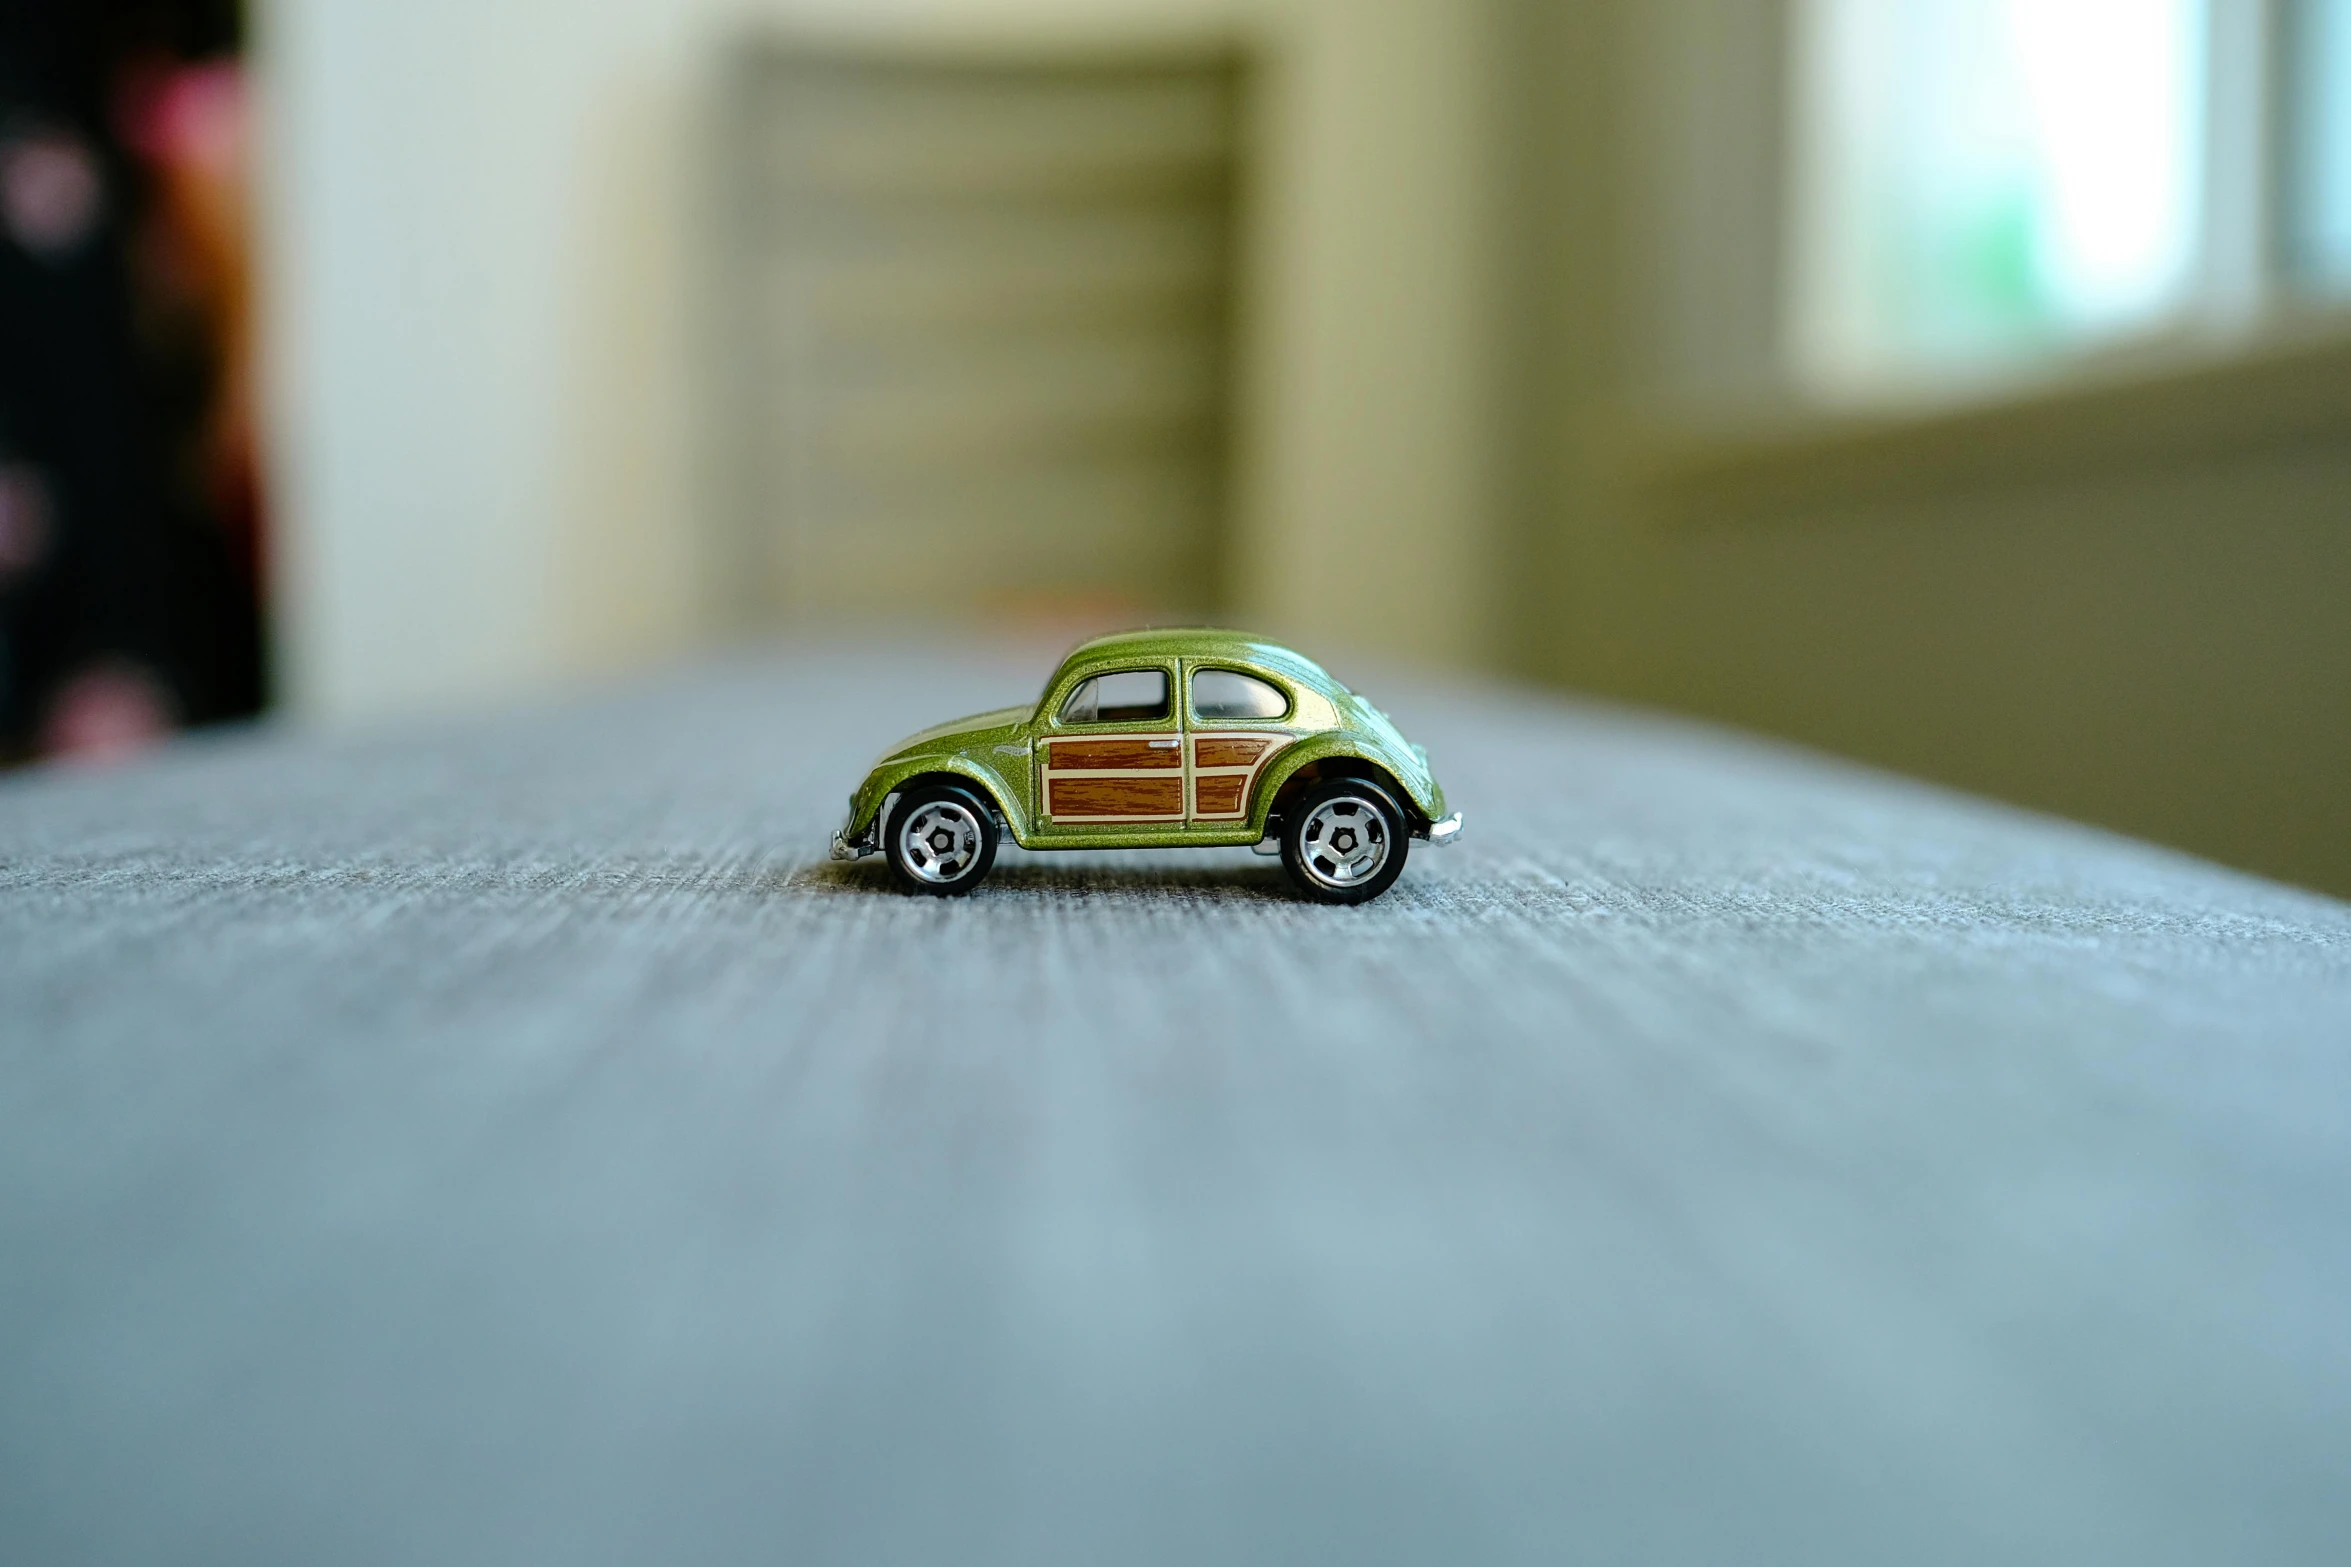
[20,0,2334,894]
[256,0,1504,720]
[1498,0,2351,898]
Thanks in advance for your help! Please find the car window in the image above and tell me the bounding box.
[1059,668,1170,725]
[1191,668,1288,722]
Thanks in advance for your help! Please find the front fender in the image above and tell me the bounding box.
[1252,735,1445,833]
[846,752,1033,844]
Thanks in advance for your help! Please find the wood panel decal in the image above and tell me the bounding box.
[1043,728,1288,825]
[1186,729,1294,821]
[1050,776,1184,817]
[1047,739,1180,771]
[1193,737,1271,769]
[1192,775,1246,815]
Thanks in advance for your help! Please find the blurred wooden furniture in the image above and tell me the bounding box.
[712,48,1241,624]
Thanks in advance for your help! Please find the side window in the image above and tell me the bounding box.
[1059,668,1170,725]
[1191,668,1288,722]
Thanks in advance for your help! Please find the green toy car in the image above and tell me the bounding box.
[832,628,1462,903]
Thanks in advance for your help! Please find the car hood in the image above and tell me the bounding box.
[875,704,1033,763]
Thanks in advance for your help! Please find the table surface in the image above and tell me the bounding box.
[5,636,2349,1566]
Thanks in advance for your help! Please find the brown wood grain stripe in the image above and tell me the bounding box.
[1047,739,1181,771]
[1049,776,1184,816]
[1193,737,1272,768]
[1192,776,1247,815]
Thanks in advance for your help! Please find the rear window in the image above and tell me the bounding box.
[1191,669,1288,721]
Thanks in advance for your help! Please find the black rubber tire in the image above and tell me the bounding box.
[884,782,1000,896]
[1280,777,1409,905]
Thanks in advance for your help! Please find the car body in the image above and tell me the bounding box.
[832,627,1461,902]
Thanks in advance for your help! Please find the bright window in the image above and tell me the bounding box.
[2290,0,2351,289]
[1791,0,2208,396]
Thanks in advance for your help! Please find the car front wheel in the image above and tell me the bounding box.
[1281,778,1408,905]
[885,783,999,896]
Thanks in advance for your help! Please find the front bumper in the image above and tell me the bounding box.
[1420,810,1463,846]
[831,824,877,861]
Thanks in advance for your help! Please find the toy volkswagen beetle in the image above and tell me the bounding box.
[831,628,1461,904]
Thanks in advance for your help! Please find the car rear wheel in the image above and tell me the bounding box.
[886,783,999,896]
[1281,778,1408,905]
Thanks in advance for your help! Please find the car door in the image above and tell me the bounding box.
[1036,663,1185,832]
[1185,663,1298,827]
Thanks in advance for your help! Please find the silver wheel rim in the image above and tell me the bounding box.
[1298,794,1390,889]
[898,799,984,884]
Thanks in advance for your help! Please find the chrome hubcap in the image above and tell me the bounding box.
[1298,795,1389,888]
[899,800,983,883]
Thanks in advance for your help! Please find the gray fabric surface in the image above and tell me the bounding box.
[4,635,2348,1566]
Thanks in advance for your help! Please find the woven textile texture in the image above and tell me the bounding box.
[5,636,2349,1565]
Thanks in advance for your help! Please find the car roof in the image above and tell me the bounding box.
[1056,627,1346,693]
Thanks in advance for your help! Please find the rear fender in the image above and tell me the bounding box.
[1252,741,1431,835]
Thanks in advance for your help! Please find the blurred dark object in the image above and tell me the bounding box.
[0,0,260,766]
